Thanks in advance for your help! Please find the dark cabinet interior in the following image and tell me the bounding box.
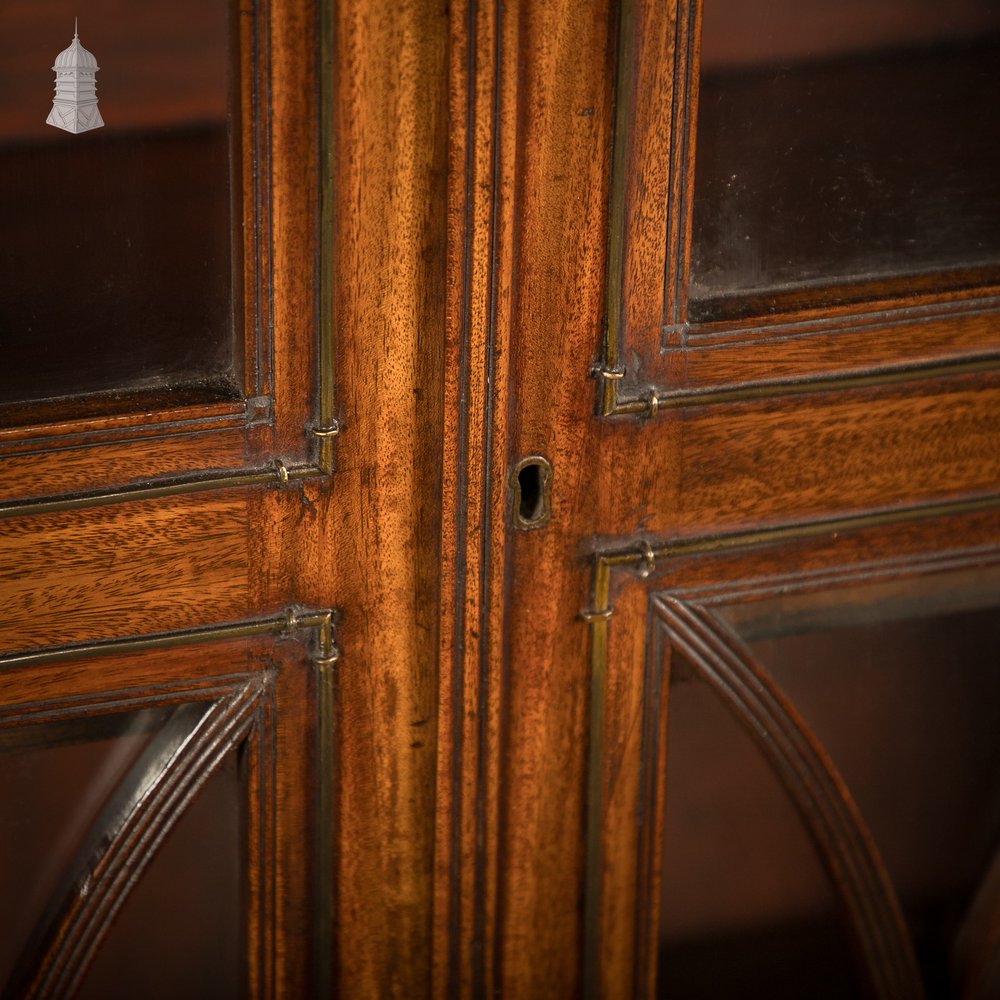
[691,0,1000,318]
[0,1,235,415]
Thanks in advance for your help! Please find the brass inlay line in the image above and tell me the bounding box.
[0,607,338,672]
[3,1,338,513]
[597,0,634,421]
[316,0,337,483]
[311,419,341,439]
[597,491,1000,578]
[317,0,337,974]
[610,353,1000,418]
[0,461,324,520]
[582,553,613,999]
[595,0,1000,420]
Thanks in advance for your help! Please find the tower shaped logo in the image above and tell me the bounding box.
[46,20,105,134]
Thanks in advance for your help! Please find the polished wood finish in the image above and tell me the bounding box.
[436,0,1000,996]
[2,0,999,995]
[0,493,249,648]
[0,0,320,508]
[0,633,319,998]
[602,0,1000,405]
[315,0,447,993]
[588,514,1000,995]
[0,0,336,994]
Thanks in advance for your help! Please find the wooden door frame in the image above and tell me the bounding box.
[584,500,1000,996]
[0,612,337,997]
[433,0,1000,995]
[0,0,335,518]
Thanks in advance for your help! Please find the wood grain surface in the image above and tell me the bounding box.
[1,0,999,995]
[0,0,330,994]
[592,511,1000,996]
[0,635,317,997]
[438,0,1000,996]
[606,0,1000,404]
[0,493,249,651]
[258,0,450,995]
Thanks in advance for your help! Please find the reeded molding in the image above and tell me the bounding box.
[0,606,340,999]
[581,494,1000,997]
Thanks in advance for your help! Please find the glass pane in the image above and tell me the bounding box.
[715,568,1000,995]
[0,1,235,412]
[78,748,245,999]
[690,0,1000,320]
[659,662,860,998]
[0,707,173,989]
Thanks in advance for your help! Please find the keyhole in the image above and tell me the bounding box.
[518,463,543,521]
[511,456,552,529]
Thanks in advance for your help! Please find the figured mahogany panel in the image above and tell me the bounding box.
[0,492,250,649]
[0,411,263,519]
[672,375,1000,535]
[560,375,1000,544]
[438,2,1000,998]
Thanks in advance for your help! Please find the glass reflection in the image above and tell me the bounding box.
[661,566,1000,997]
[78,749,245,999]
[659,664,859,998]
[747,605,1000,994]
[0,1,235,412]
[690,0,1000,320]
[0,707,171,988]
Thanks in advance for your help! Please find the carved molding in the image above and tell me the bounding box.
[0,0,337,513]
[0,608,339,998]
[652,596,921,997]
[582,500,1000,997]
[14,683,263,999]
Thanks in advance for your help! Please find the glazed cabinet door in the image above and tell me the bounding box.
[435,0,1000,996]
[591,514,1000,999]
[0,2,341,994]
[0,1,451,995]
